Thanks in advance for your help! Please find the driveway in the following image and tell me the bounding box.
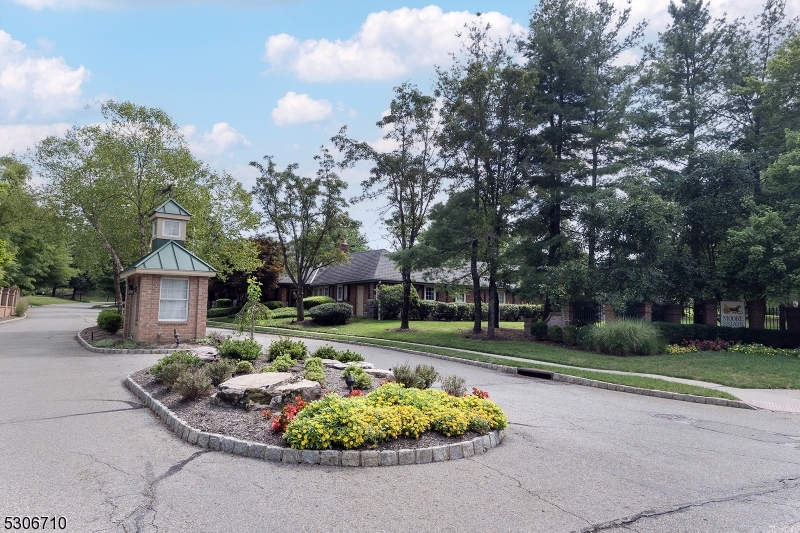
[1,302,799,532]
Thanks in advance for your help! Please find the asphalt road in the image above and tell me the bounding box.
[1,302,799,533]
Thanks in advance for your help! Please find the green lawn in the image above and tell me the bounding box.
[28,296,77,306]
[226,317,799,390]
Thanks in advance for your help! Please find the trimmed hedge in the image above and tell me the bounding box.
[215,298,232,308]
[427,302,543,322]
[303,296,335,309]
[97,309,123,333]
[652,322,800,349]
[266,300,285,310]
[309,302,353,325]
[207,306,242,318]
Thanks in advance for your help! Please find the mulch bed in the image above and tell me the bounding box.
[130,355,481,452]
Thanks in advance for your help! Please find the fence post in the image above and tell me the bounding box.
[784,306,800,331]
[603,304,618,322]
[747,299,766,329]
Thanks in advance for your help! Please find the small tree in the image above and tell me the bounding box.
[234,277,272,339]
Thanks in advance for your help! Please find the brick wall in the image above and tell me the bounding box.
[123,274,209,344]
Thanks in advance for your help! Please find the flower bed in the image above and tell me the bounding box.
[667,340,800,358]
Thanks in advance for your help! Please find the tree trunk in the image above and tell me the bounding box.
[400,267,412,330]
[296,284,305,322]
[487,280,496,339]
[470,238,481,333]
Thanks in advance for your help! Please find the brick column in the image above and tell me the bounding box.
[664,304,683,324]
[603,304,619,322]
[747,299,766,329]
[634,302,653,322]
[703,300,719,326]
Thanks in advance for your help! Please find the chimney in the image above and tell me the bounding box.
[338,235,349,254]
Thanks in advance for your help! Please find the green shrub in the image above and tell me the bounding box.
[499,304,520,322]
[440,375,467,397]
[154,361,190,386]
[309,302,353,325]
[219,338,262,361]
[469,416,492,435]
[215,298,232,308]
[265,300,285,310]
[312,345,339,360]
[235,360,254,374]
[97,309,123,334]
[303,296,335,309]
[563,325,579,346]
[203,331,227,346]
[417,301,434,320]
[353,372,372,390]
[376,283,422,320]
[207,306,242,318]
[268,337,307,360]
[336,349,364,363]
[579,319,666,356]
[172,369,213,400]
[264,354,294,372]
[204,359,234,386]
[269,307,306,319]
[15,296,29,317]
[415,364,440,388]
[530,321,549,340]
[519,304,544,320]
[342,364,365,378]
[652,322,800,349]
[547,325,564,342]
[304,357,325,385]
[150,351,202,379]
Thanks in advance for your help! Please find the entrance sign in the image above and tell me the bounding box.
[721,301,745,328]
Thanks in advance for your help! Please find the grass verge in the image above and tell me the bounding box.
[207,319,738,400]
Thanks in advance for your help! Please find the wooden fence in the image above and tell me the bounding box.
[0,287,20,318]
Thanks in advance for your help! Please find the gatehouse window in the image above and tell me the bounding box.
[159,278,189,321]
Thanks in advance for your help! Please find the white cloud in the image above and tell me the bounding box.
[271,91,333,126]
[181,122,252,158]
[0,31,89,119]
[265,6,526,82]
[0,122,71,156]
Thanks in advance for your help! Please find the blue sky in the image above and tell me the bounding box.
[0,0,789,248]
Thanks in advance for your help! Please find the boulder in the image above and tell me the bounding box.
[364,368,395,381]
[216,372,294,410]
[191,346,218,362]
[327,361,375,370]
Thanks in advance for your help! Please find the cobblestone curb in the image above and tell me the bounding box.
[124,374,505,467]
[0,313,27,326]
[76,333,182,355]
[207,323,756,410]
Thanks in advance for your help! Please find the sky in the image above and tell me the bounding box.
[1,0,796,249]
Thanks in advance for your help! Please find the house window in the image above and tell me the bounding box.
[159,278,189,321]
[336,285,343,301]
[455,293,466,303]
[497,291,506,304]
[163,220,181,237]
[152,221,157,238]
[424,286,436,301]
[323,286,329,297]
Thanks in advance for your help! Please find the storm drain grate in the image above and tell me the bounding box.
[517,368,554,380]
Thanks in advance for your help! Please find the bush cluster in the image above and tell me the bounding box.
[172,369,213,400]
[309,302,353,325]
[440,374,467,397]
[15,296,29,317]
[652,322,800,349]
[207,306,242,318]
[235,360,254,374]
[204,359,234,386]
[343,365,373,390]
[303,357,325,385]
[265,300,285,310]
[219,338,261,361]
[282,383,507,450]
[311,345,365,363]
[215,298,232,308]
[263,354,295,372]
[303,296,335,309]
[269,307,304,319]
[268,337,307,361]
[150,351,203,382]
[97,309,124,334]
[578,320,666,356]
[392,363,439,389]
[530,321,549,340]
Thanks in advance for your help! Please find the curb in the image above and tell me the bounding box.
[76,333,183,355]
[0,313,27,326]
[208,323,754,410]
[124,374,505,467]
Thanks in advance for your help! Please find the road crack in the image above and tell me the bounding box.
[575,476,800,532]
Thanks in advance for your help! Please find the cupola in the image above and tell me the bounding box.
[150,198,191,250]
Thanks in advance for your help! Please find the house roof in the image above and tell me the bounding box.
[150,198,192,218]
[120,240,216,279]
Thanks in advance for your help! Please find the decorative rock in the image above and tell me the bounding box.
[282,449,300,464]
[191,346,218,361]
[272,380,323,401]
[361,450,380,467]
[379,450,398,467]
[416,448,433,464]
[481,435,491,451]
[328,361,375,370]
[197,433,210,448]
[472,437,485,455]
[448,443,463,460]
[320,359,341,368]
[431,446,448,462]
[265,446,283,462]
[249,443,267,459]
[341,451,360,467]
[461,441,474,458]
[216,373,322,409]
[301,450,320,464]
[363,369,395,381]
[232,440,249,456]
[319,450,340,466]
[187,430,199,445]
[398,449,415,466]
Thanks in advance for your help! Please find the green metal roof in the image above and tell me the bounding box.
[150,198,192,217]
[121,240,216,276]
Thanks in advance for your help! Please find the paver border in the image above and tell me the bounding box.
[76,332,183,355]
[0,313,27,326]
[124,374,504,467]
[205,323,756,410]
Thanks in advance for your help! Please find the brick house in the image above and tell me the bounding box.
[276,247,523,318]
[120,199,216,343]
